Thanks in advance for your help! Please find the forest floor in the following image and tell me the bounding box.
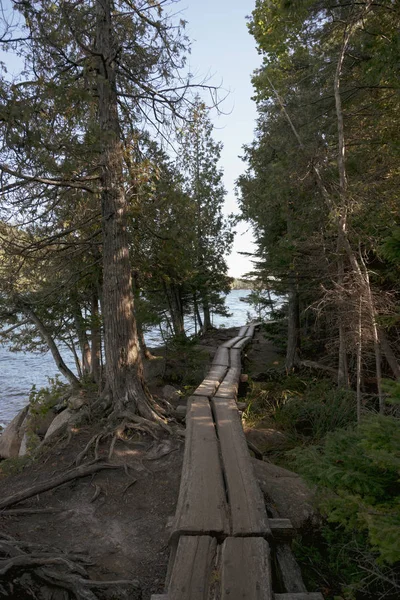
[0,326,284,599]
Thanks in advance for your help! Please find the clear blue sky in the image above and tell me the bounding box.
[181,0,260,277]
[1,0,260,277]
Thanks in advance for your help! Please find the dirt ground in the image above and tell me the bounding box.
[0,326,281,599]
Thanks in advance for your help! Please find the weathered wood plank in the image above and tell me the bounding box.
[276,544,307,593]
[193,365,227,397]
[168,536,217,600]
[274,594,324,600]
[230,348,242,368]
[233,336,252,350]
[269,518,295,541]
[171,395,229,540]
[214,367,241,400]
[211,396,270,537]
[247,324,256,338]
[238,326,249,336]
[221,336,244,348]
[221,537,273,600]
[212,346,230,367]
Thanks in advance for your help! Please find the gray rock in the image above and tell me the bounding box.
[68,393,87,411]
[244,427,287,452]
[44,408,73,440]
[0,406,29,459]
[162,384,180,405]
[18,432,28,457]
[252,458,317,530]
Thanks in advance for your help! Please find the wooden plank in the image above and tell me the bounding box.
[247,324,256,338]
[171,395,229,540]
[274,595,324,600]
[221,336,244,348]
[221,537,273,600]
[212,346,230,367]
[233,336,252,350]
[168,536,217,600]
[193,365,227,397]
[214,367,241,400]
[211,396,270,537]
[269,518,295,541]
[276,544,307,593]
[238,325,249,336]
[230,348,242,369]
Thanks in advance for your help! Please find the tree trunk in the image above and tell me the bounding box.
[202,295,212,330]
[378,328,400,380]
[285,279,300,372]
[132,272,154,360]
[164,282,185,337]
[356,296,362,422]
[95,0,159,420]
[193,293,203,335]
[90,290,101,384]
[72,300,91,375]
[23,308,80,387]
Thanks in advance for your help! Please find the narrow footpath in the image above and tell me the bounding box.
[155,324,323,600]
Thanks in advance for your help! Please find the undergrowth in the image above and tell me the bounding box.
[243,369,400,598]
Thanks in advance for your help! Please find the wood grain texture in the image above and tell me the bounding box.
[214,367,241,400]
[212,346,230,367]
[211,395,270,537]
[168,536,217,600]
[233,336,252,350]
[221,537,273,600]
[230,348,242,368]
[221,336,244,348]
[171,395,229,540]
[193,365,227,397]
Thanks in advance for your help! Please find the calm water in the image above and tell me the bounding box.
[0,290,259,426]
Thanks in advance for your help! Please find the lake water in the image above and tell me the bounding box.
[0,290,260,426]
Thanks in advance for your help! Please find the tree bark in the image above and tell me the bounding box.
[72,300,91,375]
[132,272,154,360]
[285,278,300,372]
[202,294,212,330]
[23,308,80,387]
[95,0,159,420]
[164,282,185,337]
[378,328,400,380]
[193,292,203,334]
[90,290,101,384]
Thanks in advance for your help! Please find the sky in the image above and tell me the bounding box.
[181,0,261,278]
[0,0,261,278]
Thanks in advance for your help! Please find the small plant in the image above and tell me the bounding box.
[29,376,69,416]
[274,380,357,441]
[291,415,400,565]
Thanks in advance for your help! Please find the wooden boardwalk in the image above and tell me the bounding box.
[152,325,323,600]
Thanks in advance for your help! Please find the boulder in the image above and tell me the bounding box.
[0,406,29,459]
[44,408,73,440]
[244,427,287,452]
[68,392,87,411]
[252,458,317,530]
[162,384,180,405]
[18,432,28,457]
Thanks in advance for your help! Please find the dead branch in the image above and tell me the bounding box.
[0,462,120,511]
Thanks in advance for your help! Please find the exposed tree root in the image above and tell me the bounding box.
[73,412,183,467]
[0,507,74,516]
[0,462,120,511]
[0,533,141,600]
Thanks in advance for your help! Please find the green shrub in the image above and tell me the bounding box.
[274,381,357,440]
[291,415,400,565]
[29,375,69,416]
